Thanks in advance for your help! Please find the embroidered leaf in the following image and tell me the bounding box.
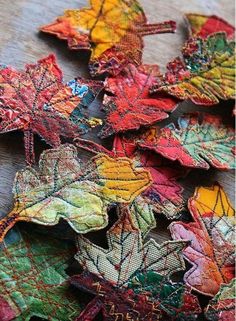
[0,54,102,164]
[138,114,235,169]
[205,279,235,321]
[151,33,235,105]
[99,64,179,137]
[0,227,80,321]
[186,14,235,39]
[170,184,235,296]
[0,144,151,242]
[128,271,201,320]
[75,135,184,236]
[41,0,176,76]
[71,207,187,320]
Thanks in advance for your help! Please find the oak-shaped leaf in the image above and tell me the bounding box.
[100,64,179,137]
[205,278,235,321]
[0,144,151,242]
[0,226,80,321]
[75,134,185,236]
[70,207,187,320]
[186,14,235,39]
[41,0,176,76]
[138,113,235,169]
[151,33,235,105]
[170,184,235,296]
[0,54,103,164]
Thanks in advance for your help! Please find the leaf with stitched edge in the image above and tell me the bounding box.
[170,184,235,296]
[138,113,235,169]
[0,54,102,164]
[151,33,235,105]
[0,227,80,321]
[205,279,235,321]
[75,134,185,236]
[186,14,235,39]
[99,64,179,137]
[70,207,187,321]
[0,144,151,242]
[40,0,176,76]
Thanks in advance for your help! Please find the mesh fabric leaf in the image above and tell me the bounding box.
[0,144,151,242]
[100,64,179,137]
[170,184,235,296]
[0,54,102,164]
[0,227,80,321]
[138,113,235,169]
[151,33,235,105]
[40,0,176,76]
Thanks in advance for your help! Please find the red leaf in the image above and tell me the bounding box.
[99,64,179,137]
[0,54,103,164]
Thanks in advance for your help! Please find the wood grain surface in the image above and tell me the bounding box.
[0,1,235,319]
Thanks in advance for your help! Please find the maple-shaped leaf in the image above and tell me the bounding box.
[186,14,235,39]
[205,278,235,321]
[128,271,201,320]
[138,114,235,169]
[0,144,151,242]
[151,33,235,105]
[0,226,80,321]
[0,54,103,164]
[70,207,187,320]
[170,184,235,296]
[75,134,184,236]
[99,64,179,137]
[40,0,176,76]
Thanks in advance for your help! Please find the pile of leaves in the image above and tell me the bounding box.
[0,1,235,321]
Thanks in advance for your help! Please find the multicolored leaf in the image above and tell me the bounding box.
[0,54,102,164]
[170,184,235,296]
[151,33,235,105]
[186,14,235,39]
[0,144,151,242]
[0,227,80,321]
[71,207,187,320]
[100,64,179,137]
[75,134,184,236]
[138,113,235,169]
[40,0,176,76]
[205,279,235,321]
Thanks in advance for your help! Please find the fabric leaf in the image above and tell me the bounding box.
[0,54,102,164]
[0,227,80,321]
[41,0,176,76]
[138,113,235,169]
[205,278,235,321]
[170,184,235,296]
[0,144,151,242]
[100,64,179,137]
[71,207,187,320]
[151,33,235,105]
[75,135,185,236]
[186,14,235,39]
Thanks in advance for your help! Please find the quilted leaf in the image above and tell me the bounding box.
[151,33,235,105]
[100,64,179,137]
[71,207,187,320]
[205,279,235,321]
[0,144,151,242]
[0,54,102,164]
[186,14,235,39]
[170,184,235,296]
[41,0,176,76]
[0,227,80,321]
[138,113,235,169]
[75,134,184,236]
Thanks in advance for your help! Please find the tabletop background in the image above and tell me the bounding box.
[0,1,235,320]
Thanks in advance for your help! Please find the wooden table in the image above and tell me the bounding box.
[0,1,234,320]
